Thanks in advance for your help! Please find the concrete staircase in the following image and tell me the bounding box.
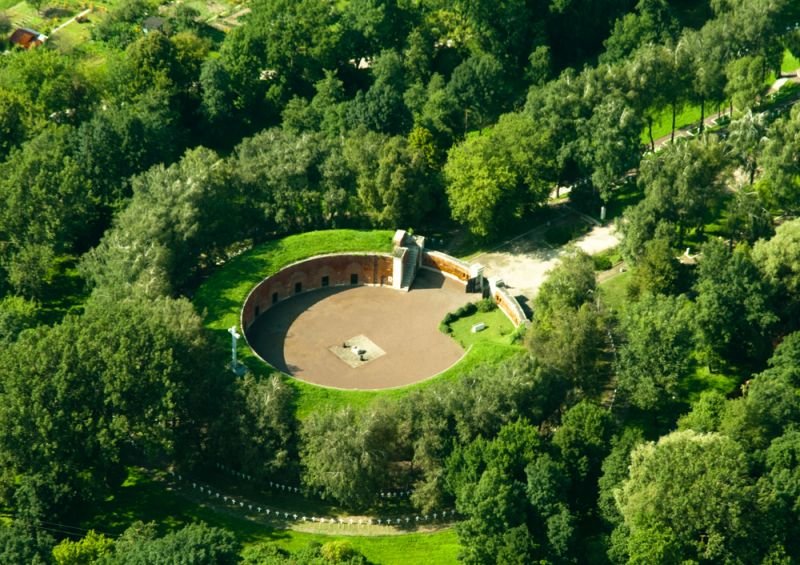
[400,244,419,290]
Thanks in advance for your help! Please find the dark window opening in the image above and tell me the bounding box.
[254,305,260,317]
[295,282,302,294]
[321,275,329,287]
[272,292,278,304]
[350,273,358,285]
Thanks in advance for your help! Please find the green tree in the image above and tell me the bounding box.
[214,375,296,478]
[81,147,238,297]
[340,0,412,57]
[724,187,773,246]
[527,302,606,395]
[344,131,433,226]
[103,522,239,565]
[578,94,643,203]
[446,53,510,133]
[443,132,517,237]
[720,371,800,453]
[444,111,557,236]
[753,218,800,319]
[694,239,777,363]
[92,0,149,48]
[759,105,800,214]
[597,427,645,526]
[602,0,678,63]
[615,293,695,411]
[0,90,27,159]
[300,405,399,508]
[629,227,679,296]
[345,49,411,134]
[629,136,728,247]
[0,296,39,344]
[552,401,613,510]
[0,323,115,518]
[0,521,54,565]
[759,430,800,557]
[533,248,596,321]
[728,110,768,185]
[53,530,114,565]
[4,243,55,300]
[725,55,766,110]
[677,390,728,433]
[615,430,762,563]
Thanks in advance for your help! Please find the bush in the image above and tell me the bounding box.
[455,302,477,317]
[321,540,365,563]
[477,297,497,312]
[510,324,527,344]
[544,222,590,246]
[593,254,612,271]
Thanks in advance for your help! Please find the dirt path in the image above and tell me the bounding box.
[48,7,91,36]
[475,214,620,300]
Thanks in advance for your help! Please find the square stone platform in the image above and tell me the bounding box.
[328,334,386,368]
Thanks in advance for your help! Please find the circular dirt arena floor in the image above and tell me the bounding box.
[246,269,471,389]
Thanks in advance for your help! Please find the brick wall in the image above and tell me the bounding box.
[493,287,528,328]
[421,251,470,283]
[242,253,394,330]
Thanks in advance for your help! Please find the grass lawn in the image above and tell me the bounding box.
[47,13,91,52]
[782,49,800,73]
[82,467,461,564]
[194,229,525,418]
[641,102,712,144]
[195,229,394,335]
[598,269,632,314]
[5,1,44,30]
[679,364,740,403]
[447,307,516,349]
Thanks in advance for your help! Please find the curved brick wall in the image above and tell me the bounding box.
[421,250,471,283]
[241,253,394,331]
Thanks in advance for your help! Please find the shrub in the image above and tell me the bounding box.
[477,297,497,312]
[321,540,364,563]
[593,254,613,271]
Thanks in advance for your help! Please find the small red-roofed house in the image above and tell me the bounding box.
[9,27,47,49]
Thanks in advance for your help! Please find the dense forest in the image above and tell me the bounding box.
[1,0,800,562]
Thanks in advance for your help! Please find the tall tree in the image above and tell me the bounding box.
[534,248,596,321]
[759,105,800,214]
[300,405,399,508]
[615,293,695,411]
[694,239,777,364]
[614,430,763,563]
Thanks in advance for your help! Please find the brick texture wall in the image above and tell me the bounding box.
[242,254,393,330]
[421,251,470,282]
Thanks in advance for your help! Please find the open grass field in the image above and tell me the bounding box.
[82,467,461,564]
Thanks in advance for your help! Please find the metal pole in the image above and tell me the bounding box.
[228,326,241,373]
